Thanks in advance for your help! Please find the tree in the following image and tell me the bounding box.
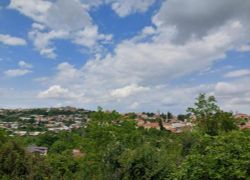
[187,93,219,121]
[177,114,189,121]
[0,140,51,179]
[167,112,173,120]
[176,131,250,179]
[187,93,237,135]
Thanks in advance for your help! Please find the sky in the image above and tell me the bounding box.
[0,0,250,114]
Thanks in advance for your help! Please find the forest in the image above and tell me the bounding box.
[0,94,250,180]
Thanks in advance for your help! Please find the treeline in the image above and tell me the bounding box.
[0,94,250,179]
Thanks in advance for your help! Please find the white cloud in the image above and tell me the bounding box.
[110,84,150,98]
[28,28,69,59]
[0,34,27,46]
[213,78,250,113]
[215,82,242,96]
[237,44,250,52]
[38,85,84,99]
[8,0,52,22]
[130,102,139,109]
[4,61,33,77]
[224,69,250,78]
[153,0,250,43]
[18,61,33,69]
[4,69,32,77]
[54,62,81,84]
[79,0,156,17]
[38,85,69,99]
[44,0,91,31]
[109,0,156,17]
[10,0,112,59]
[73,26,112,48]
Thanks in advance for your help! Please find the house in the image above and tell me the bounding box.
[136,118,145,127]
[14,131,27,136]
[27,146,48,155]
[72,149,84,158]
[163,121,192,133]
[20,117,31,121]
[235,113,250,120]
[29,131,41,136]
[240,122,250,130]
[143,122,160,130]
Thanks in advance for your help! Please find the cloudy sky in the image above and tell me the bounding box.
[0,0,250,113]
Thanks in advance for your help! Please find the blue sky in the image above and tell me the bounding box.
[0,0,250,114]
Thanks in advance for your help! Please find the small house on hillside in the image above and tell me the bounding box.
[27,145,48,156]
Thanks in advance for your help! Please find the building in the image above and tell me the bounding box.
[27,146,48,156]
[136,118,145,127]
[143,122,160,130]
[72,149,84,158]
[163,121,193,133]
[29,131,41,136]
[14,131,27,136]
[235,113,250,120]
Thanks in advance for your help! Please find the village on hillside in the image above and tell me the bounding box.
[135,112,250,133]
[0,107,91,136]
[1,107,250,137]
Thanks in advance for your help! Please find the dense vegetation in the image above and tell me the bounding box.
[0,94,250,179]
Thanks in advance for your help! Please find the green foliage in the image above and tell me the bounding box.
[0,99,249,179]
[0,130,8,146]
[0,138,50,179]
[176,131,250,179]
[48,153,81,179]
[167,112,174,120]
[188,93,238,135]
[177,114,189,121]
[187,93,219,120]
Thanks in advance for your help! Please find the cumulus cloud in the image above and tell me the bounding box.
[108,0,156,17]
[38,85,69,99]
[224,69,250,78]
[73,26,113,48]
[9,0,112,59]
[237,44,250,52]
[110,84,150,98]
[79,0,156,17]
[8,0,52,22]
[18,61,33,69]
[4,69,32,77]
[213,77,250,112]
[0,34,27,46]
[4,61,33,77]
[38,85,84,99]
[153,0,250,43]
[28,28,69,58]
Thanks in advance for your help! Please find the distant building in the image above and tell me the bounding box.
[143,122,160,130]
[14,131,27,136]
[235,113,250,120]
[72,149,84,158]
[163,121,193,133]
[29,132,41,136]
[240,122,250,130]
[27,146,48,156]
[137,119,145,127]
